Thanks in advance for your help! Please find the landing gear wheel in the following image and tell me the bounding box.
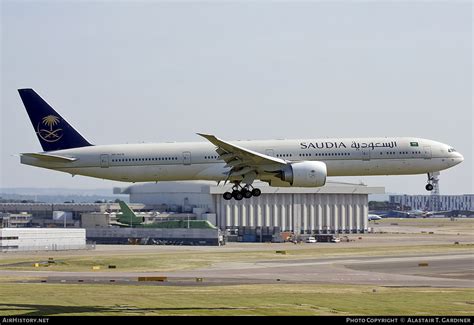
[241,189,253,199]
[223,192,233,200]
[233,191,244,200]
[251,188,261,197]
[425,184,434,191]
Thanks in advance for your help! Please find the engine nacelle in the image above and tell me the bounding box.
[280,161,327,187]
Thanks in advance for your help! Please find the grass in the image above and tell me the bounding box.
[0,254,209,272]
[0,283,472,316]
[0,244,470,273]
[0,244,472,272]
[1,219,472,315]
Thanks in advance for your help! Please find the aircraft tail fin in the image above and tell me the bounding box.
[18,89,93,152]
[117,201,143,226]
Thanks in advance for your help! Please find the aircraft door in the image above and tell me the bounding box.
[100,154,109,168]
[361,149,370,161]
[423,146,432,159]
[183,151,191,165]
[265,149,275,157]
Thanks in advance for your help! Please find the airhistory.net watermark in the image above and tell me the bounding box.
[1,318,49,324]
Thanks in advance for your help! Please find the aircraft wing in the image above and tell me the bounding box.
[197,133,286,179]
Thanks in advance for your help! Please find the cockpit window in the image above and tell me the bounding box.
[448,148,456,153]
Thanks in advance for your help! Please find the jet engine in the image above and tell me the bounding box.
[279,161,327,187]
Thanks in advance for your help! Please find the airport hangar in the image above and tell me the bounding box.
[114,181,385,235]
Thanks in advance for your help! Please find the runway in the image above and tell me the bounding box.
[2,251,472,288]
[1,219,473,290]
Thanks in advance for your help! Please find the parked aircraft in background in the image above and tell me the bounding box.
[368,214,382,221]
[369,209,467,218]
[18,89,464,200]
[405,209,454,218]
[405,209,430,218]
[115,200,145,226]
[115,200,216,229]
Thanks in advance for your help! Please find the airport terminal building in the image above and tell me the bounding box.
[115,181,384,234]
[389,194,474,211]
[0,182,384,246]
[0,228,87,252]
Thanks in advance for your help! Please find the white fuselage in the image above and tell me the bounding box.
[21,137,464,184]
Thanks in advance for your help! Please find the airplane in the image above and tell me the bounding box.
[404,209,452,218]
[17,89,464,201]
[404,209,429,218]
[116,200,145,226]
[368,214,382,221]
[115,200,216,229]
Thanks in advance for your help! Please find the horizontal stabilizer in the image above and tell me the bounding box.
[21,153,77,163]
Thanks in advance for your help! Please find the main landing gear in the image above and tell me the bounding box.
[223,183,261,201]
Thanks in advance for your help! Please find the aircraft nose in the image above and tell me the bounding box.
[452,152,464,165]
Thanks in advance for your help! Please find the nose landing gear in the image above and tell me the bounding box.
[425,172,439,192]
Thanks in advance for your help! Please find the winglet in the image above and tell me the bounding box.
[196,133,216,141]
[197,133,224,148]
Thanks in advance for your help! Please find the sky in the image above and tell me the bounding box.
[1,1,472,195]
